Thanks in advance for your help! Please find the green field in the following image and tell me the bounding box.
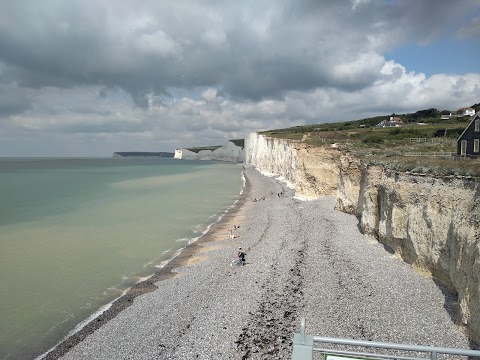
[260,110,480,177]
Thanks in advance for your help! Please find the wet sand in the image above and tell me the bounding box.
[42,168,253,360]
[44,165,476,359]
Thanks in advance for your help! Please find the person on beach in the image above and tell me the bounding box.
[237,247,246,266]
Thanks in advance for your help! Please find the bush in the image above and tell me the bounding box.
[363,135,384,144]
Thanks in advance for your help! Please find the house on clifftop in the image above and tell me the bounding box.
[459,107,476,116]
[457,112,480,157]
[376,116,404,128]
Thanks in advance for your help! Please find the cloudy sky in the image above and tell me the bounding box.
[1,0,479,156]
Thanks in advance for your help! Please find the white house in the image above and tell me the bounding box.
[376,117,404,128]
[459,107,475,116]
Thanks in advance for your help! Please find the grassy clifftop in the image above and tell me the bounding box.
[260,108,480,177]
[185,139,245,153]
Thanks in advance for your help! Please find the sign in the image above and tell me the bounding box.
[325,354,375,360]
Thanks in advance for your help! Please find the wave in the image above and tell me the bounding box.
[36,165,247,360]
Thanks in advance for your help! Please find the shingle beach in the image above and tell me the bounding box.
[45,165,476,359]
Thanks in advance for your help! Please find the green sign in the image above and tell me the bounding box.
[325,354,375,360]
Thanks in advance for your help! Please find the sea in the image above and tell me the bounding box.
[0,157,244,360]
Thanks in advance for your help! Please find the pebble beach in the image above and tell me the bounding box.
[45,165,476,359]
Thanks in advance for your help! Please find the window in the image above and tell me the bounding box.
[461,140,467,155]
[475,119,480,132]
[475,139,479,153]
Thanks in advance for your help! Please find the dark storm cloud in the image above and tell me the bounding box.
[1,1,478,105]
[58,120,151,134]
[0,87,32,116]
[1,0,475,103]
[381,0,480,45]
[0,0,479,156]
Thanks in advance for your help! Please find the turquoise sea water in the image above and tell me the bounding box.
[0,158,243,360]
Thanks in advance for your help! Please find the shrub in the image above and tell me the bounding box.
[363,136,384,144]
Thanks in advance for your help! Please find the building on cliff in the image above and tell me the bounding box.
[459,107,476,116]
[457,111,480,156]
[376,117,404,128]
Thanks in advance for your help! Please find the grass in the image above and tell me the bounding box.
[259,117,480,177]
[369,156,480,177]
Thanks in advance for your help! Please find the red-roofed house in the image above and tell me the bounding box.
[459,108,475,116]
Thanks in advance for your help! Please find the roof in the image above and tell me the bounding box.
[376,119,404,127]
[456,112,480,142]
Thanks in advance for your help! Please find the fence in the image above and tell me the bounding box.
[291,318,480,360]
[408,138,455,144]
[403,152,455,158]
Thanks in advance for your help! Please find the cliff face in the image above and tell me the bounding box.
[245,132,339,199]
[337,158,480,342]
[174,141,244,162]
[245,132,480,343]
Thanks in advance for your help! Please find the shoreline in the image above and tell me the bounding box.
[41,167,251,360]
[44,165,477,359]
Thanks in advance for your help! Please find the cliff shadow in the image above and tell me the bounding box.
[430,279,480,355]
[382,242,395,255]
[432,278,458,325]
[469,340,480,358]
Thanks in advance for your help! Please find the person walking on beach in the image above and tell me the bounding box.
[237,247,246,266]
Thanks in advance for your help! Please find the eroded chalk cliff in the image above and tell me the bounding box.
[245,132,339,199]
[245,132,480,343]
[337,157,480,342]
[175,141,244,162]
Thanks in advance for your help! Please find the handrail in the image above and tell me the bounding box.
[291,318,480,360]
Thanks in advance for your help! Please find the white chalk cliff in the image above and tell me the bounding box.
[245,132,480,343]
[245,132,340,199]
[175,141,244,162]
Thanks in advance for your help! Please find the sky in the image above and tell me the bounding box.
[0,0,479,156]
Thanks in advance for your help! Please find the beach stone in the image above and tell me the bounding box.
[50,166,475,360]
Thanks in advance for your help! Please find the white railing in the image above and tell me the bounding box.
[291,318,480,360]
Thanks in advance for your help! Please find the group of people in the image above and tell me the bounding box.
[252,191,285,202]
[227,225,247,266]
[227,225,239,239]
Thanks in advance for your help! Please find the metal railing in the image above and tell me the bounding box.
[292,318,480,360]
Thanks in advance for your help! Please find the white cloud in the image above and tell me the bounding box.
[351,0,372,11]
[0,0,479,156]
[331,52,386,86]
[202,88,220,102]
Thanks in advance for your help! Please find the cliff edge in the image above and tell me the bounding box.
[245,131,480,344]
